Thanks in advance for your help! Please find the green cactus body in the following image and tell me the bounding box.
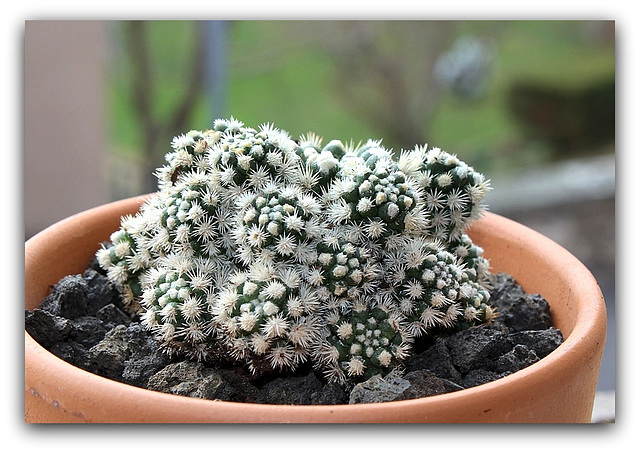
[397,145,491,244]
[448,233,492,285]
[455,276,496,331]
[96,216,156,311]
[207,123,304,193]
[138,265,218,359]
[233,185,324,265]
[212,268,323,373]
[97,117,497,384]
[296,134,344,192]
[325,142,426,243]
[313,238,380,299]
[317,299,410,383]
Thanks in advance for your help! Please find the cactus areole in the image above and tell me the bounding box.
[97,118,497,384]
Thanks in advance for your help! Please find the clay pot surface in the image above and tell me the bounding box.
[25,195,607,423]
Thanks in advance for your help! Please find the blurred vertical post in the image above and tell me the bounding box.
[121,21,208,195]
[204,20,228,120]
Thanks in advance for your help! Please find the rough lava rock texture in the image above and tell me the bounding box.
[25,261,563,405]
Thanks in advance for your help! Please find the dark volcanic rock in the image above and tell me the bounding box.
[25,309,73,348]
[256,372,325,405]
[396,370,448,400]
[488,272,527,301]
[39,274,89,319]
[508,328,564,359]
[83,268,124,315]
[121,341,172,388]
[494,344,540,374]
[88,325,134,380]
[440,378,465,393]
[310,381,349,405]
[446,328,512,375]
[69,316,109,348]
[89,323,170,383]
[349,373,411,404]
[47,340,89,367]
[462,369,509,388]
[96,303,133,330]
[148,361,259,402]
[404,340,463,385]
[488,273,553,332]
[27,268,564,405]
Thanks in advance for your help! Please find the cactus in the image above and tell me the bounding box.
[397,144,491,243]
[97,117,497,384]
[317,298,410,383]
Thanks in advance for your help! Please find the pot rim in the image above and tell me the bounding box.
[25,195,607,422]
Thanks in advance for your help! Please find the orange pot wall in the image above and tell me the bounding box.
[25,196,607,423]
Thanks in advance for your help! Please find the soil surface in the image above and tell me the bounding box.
[25,258,563,405]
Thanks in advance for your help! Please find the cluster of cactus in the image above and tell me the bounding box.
[97,117,497,384]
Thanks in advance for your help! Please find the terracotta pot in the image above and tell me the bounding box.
[25,195,607,423]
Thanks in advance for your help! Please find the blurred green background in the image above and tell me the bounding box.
[106,20,615,195]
